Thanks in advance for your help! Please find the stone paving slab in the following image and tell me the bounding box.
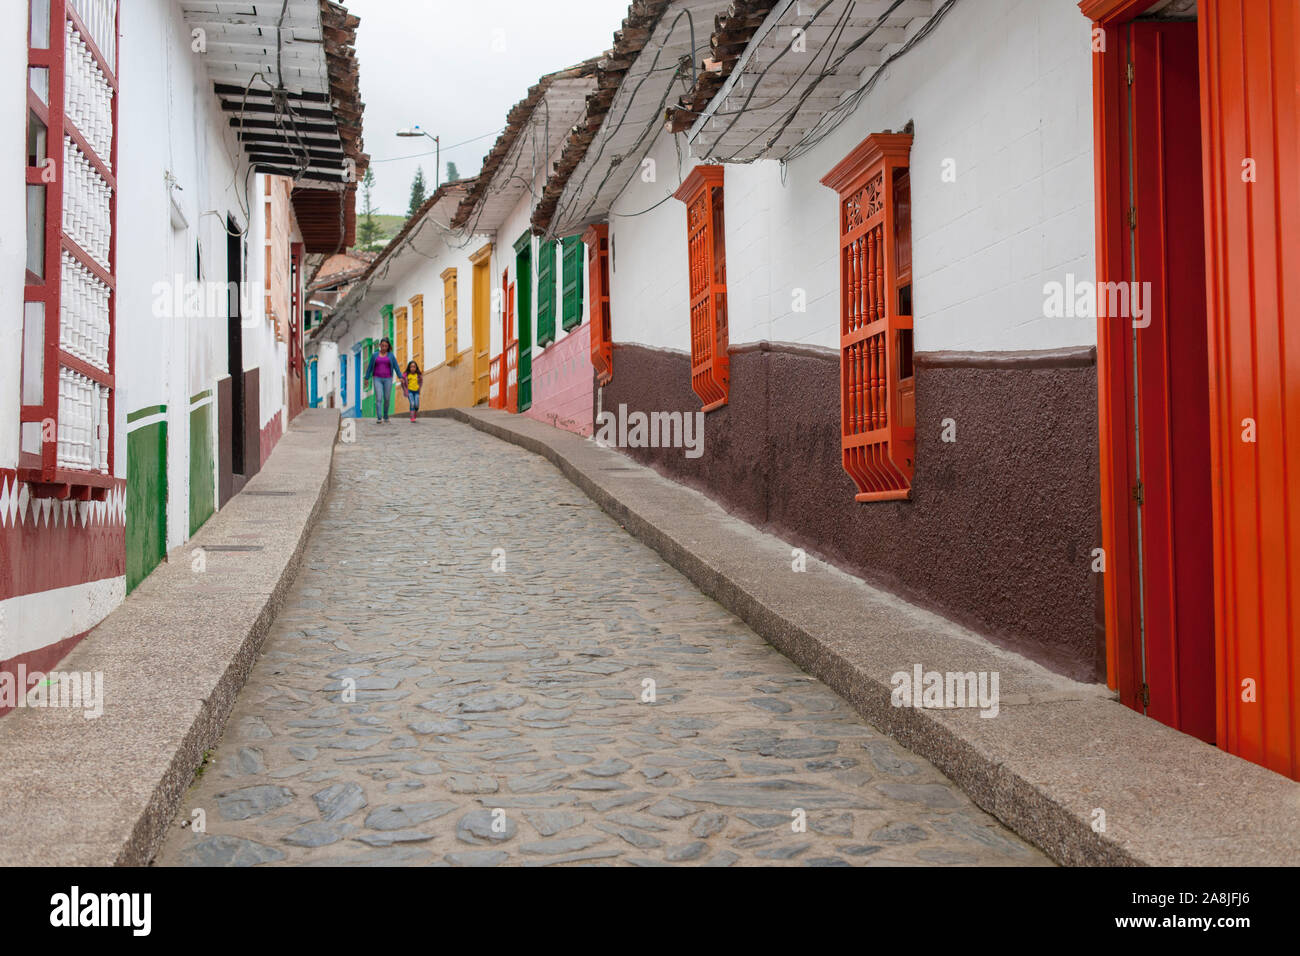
[155,419,1049,867]
[431,407,1300,866]
[0,409,340,866]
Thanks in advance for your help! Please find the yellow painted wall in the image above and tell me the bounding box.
[422,348,475,410]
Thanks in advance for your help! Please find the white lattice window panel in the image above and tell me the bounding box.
[59,249,110,373]
[21,1,118,491]
[62,135,111,269]
[69,0,117,71]
[64,19,114,169]
[57,366,110,473]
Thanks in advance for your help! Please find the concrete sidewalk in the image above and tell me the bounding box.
[0,409,338,866]
[435,406,1300,866]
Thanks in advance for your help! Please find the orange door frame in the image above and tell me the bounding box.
[1083,0,1300,777]
[1197,0,1299,777]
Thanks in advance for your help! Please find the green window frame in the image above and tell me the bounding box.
[537,238,557,347]
[381,304,394,345]
[561,234,584,331]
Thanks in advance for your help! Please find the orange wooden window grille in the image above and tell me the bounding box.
[673,166,729,411]
[821,133,915,502]
[583,223,613,385]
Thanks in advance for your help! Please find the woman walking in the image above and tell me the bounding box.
[403,360,423,423]
[365,338,400,424]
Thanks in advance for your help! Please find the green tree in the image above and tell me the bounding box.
[446,161,460,182]
[408,166,427,218]
[357,168,384,251]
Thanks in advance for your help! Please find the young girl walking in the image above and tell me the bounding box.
[403,361,423,423]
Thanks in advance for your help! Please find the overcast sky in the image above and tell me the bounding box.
[347,0,632,216]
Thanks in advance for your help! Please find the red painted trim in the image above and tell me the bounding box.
[21,0,119,486]
[63,235,114,289]
[0,630,94,719]
[259,410,285,468]
[64,118,115,189]
[0,468,125,603]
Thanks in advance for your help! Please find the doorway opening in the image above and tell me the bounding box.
[1093,4,1215,742]
[226,214,246,478]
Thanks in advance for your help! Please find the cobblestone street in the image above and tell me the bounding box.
[155,419,1049,867]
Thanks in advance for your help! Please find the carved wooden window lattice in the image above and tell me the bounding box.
[673,165,729,411]
[583,223,612,385]
[821,133,916,502]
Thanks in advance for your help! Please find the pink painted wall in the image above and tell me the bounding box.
[525,323,594,436]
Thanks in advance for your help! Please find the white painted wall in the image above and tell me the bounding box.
[118,1,289,548]
[116,2,291,547]
[607,132,695,353]
[610,0,1096,355]
[1,1,303,660]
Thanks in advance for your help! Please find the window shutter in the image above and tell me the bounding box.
[561,235,584,331]
[673,166,729,411]
[395,306,408,368]
[409,294,424,368]
[820,132,915,502]
[20,0,120,497]
[537,239,556,346]
[583,223,612,385]
[441,268,457,363]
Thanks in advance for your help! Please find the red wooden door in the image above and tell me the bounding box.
[505,273,518,413]
[1122,21,1215,741]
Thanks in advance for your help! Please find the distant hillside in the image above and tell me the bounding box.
[372,214,405,239]
[355,213,408,253]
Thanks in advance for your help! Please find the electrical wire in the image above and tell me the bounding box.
[549,4,702,236]
[724,0,907,162]
[369,128,506,164]
[783,0,959,163]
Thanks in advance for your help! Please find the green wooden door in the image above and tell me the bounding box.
[514,231,533,411]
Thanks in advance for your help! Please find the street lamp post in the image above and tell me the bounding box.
[396,125,440,190]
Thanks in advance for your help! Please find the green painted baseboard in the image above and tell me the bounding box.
[189,403,215,536]
[126,420,167,593]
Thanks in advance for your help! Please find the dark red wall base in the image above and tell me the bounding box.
[601,341,1104,682]
[0,630,90,718]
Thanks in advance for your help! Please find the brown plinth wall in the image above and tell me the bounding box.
[217,368,263,509]
[600,341,1104,682]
